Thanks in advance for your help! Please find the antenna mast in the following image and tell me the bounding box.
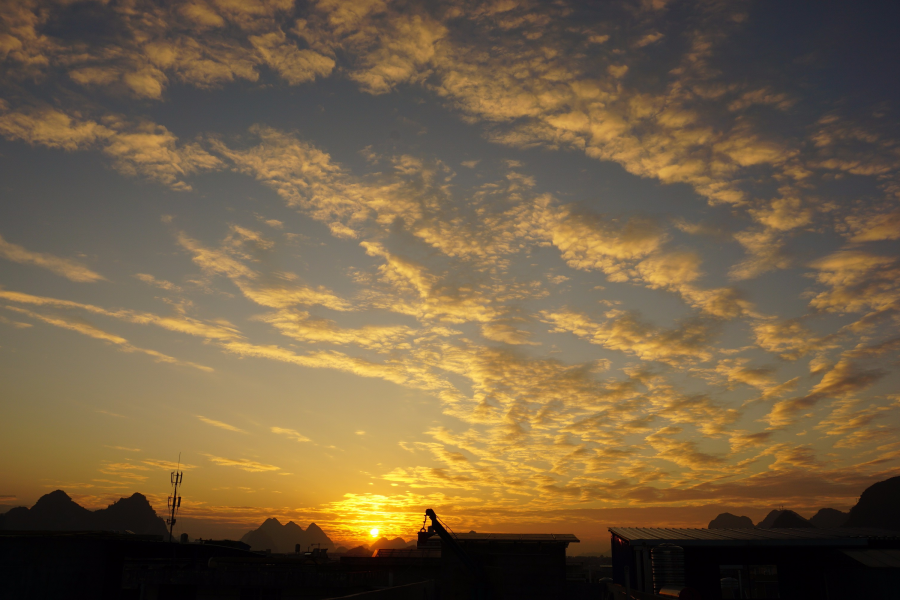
[167,453,183,543]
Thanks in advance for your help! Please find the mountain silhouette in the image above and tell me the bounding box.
[844,475,900,530]
[305,523,333,549]
[770,510,813,528]
[756,509,783,528]
[810,508,849,528]
[93,493,170,535]
[705,476,900,532]
[754,509,813,528]
[344,545,372,557]
[249,518,289,552]
[239,518,335,553]
[708,513,754,529]
[0,490,168,536]
[370,536,409,551]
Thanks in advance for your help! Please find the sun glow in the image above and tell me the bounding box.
[370,528,379,538]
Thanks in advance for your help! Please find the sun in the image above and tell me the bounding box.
[370,528,379,538]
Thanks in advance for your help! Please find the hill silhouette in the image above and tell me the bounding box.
[844,475,900,530]
[369,536,410,551]
[708,513,754,529]
[754,509,813,528]
[810,508,849,528]
[756,509,782,528]
[343,545,372,557]
[705,476,900,532]
[239,518,335,553]
[770,510,813,528]
[0,490,168,536]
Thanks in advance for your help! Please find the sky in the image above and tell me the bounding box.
[1,0,899,553]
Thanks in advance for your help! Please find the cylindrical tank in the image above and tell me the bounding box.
[651,543,685,593]
[720,577,740,599]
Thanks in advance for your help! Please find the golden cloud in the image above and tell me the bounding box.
[0,234,105,282]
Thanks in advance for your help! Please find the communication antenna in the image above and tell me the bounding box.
[167,453,183,543]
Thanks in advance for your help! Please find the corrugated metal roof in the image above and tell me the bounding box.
[608,527,900,546]
[842,549,900,568]
[452,533,579,543]
[373,548,440,559]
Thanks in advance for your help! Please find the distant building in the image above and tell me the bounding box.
[1,528,581,599]
[0,531,252,599]
[418,531,579,600]
[609,526,900,599]
[341,547,441,588]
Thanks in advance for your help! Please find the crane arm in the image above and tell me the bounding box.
[424,508,484,584]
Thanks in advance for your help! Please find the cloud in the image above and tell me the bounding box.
[764,444,821,472]
[818,398,898,449]
[204,454,280,472]
[135,273,183,293]
[808,251,900,314]
[0,314,32,328]
[4,305,213,372]
[634,32,664,48]
[0,234,104,282]
[542,308,717,365]
[96,409,127,418]
[728,88,795,112]
[141,459,197,470]
[0,106,105,150]
[99,462,149,481]
[197,415,246,433]
[728,228,791,281]
[0,289,242,341]
[1,0,335,99]
[256,309,415,351]
[271,426,311,442]
[748,196,811,232]
[645,427,725,470]
[297,6,445,95]
[177,231,351,311]
[712,359,777,391]
[766,358,886,428]
[0,107,221,189]
[607,64,628,78]
[752,319,822,360]
[844,209,900,243]
[3,0,894,244]
[2,0,900,524]
[248,30,335,85]
[729,430,773,454]
[545,210,666,280]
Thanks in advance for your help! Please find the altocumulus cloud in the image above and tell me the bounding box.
[0,234,104,282]
[203,455,281,473]
[0,0,899,525]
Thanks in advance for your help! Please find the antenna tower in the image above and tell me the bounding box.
[167,453,183,543]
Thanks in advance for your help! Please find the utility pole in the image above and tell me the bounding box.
[167,454,183,543]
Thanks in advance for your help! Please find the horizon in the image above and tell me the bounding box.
[0,484,871,554]
[1,0,899,560]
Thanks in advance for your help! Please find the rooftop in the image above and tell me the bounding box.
[609,527,900,547]
[842,549,900,568]
[373,548,440,558]
[452,533,579,543]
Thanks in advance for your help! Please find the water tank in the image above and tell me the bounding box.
[651,543,685,593]
[720,577,740,599]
